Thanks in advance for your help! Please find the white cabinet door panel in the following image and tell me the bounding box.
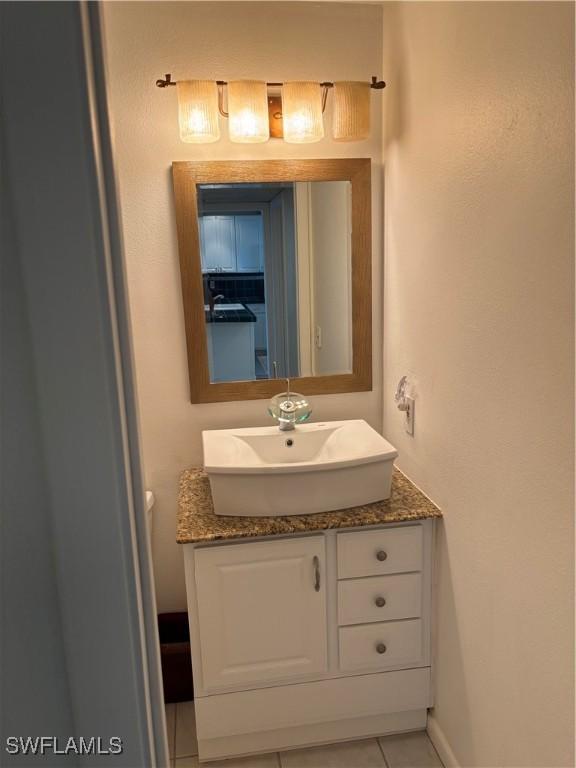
[200,216,236,272]
[195,537,327,690]
[235,215,264,272]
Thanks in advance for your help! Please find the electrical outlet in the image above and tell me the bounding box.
[405,397,415,435]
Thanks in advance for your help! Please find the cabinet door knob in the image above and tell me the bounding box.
[376,550,388,561]
[374,596,386,608]
[376,642,387,654]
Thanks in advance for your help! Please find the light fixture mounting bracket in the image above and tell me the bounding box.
[155,74,386,90]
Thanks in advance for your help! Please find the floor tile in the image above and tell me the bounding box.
[378,732,443,768]
[280,739,385,768]
[194,754,279,768]
[175,700,199,758]
[165,703,176,758]
[175,758,199,768]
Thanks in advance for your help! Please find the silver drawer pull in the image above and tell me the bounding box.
[376,642,387,654]
[312,556,321,592]
[374,596,386,608]
[376,550,388,561]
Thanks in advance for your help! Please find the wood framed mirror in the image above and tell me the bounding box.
[172,158,372,403]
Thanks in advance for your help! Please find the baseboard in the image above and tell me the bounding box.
[426,713,459,768]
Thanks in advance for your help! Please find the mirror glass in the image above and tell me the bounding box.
[198,181,352,383]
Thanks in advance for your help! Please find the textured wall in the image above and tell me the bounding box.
[102,1,383,611]
[381,3,574,766]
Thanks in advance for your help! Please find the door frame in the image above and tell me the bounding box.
[2,3,168,765]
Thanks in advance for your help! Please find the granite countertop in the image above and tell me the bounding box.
[177,467,442,544]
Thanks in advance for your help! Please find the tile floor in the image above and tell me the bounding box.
[165,701,444,768]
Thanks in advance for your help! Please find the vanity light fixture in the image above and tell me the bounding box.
[158,74,386,143]
[227,80,270,143]
[333,81,371,141]
[176,80,220,143]
[281,81,325,144]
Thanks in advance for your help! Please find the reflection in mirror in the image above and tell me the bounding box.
[198,181,352,384]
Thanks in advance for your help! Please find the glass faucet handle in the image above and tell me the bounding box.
[268,391,312,425]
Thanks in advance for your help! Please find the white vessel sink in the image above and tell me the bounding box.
[202,420,398,517]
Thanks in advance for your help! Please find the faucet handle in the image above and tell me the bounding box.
[268,389,312,430]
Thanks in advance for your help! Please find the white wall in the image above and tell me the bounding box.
[311,182,352,375]
[102,1,383,611]
[382,3,574,766]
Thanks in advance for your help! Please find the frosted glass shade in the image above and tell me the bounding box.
[177,80,220,143]
[333,81,371,141]
[228,81,270,143]
[282,82,324,144]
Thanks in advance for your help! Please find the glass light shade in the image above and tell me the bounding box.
[227,80,270,143]
[333,81,371,141]
[176,80,220,143]
[282,82,324,144]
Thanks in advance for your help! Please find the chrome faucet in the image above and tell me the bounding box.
[269,363,312,431]
[278,378,296,431]
[208,293,225,313]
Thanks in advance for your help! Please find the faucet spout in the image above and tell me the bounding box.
[268,362,312,430]
[208,292,225,313]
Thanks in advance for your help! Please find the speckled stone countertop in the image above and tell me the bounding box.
[177,466,442,544]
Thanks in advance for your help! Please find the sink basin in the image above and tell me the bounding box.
[202,420,398,517]
[203,303,246,311]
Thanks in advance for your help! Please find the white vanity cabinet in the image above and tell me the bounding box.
[183,519,435,762]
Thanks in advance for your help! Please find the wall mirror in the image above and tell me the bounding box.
[172,159,371,403]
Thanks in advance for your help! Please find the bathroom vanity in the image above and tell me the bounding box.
[178,467,441,762]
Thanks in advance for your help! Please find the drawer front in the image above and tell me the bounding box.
[337,525,423,579]
[338,573,422,626]
[339,619,423,672]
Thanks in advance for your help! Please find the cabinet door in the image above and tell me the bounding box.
[200,216,236,272]
[195,536,327,690]
[235,215,264,272]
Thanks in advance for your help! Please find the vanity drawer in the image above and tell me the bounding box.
[338,573,422,626]
[337,526,423,579]
[339,619,423,672]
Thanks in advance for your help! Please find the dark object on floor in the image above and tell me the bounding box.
[158,612,194,703]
